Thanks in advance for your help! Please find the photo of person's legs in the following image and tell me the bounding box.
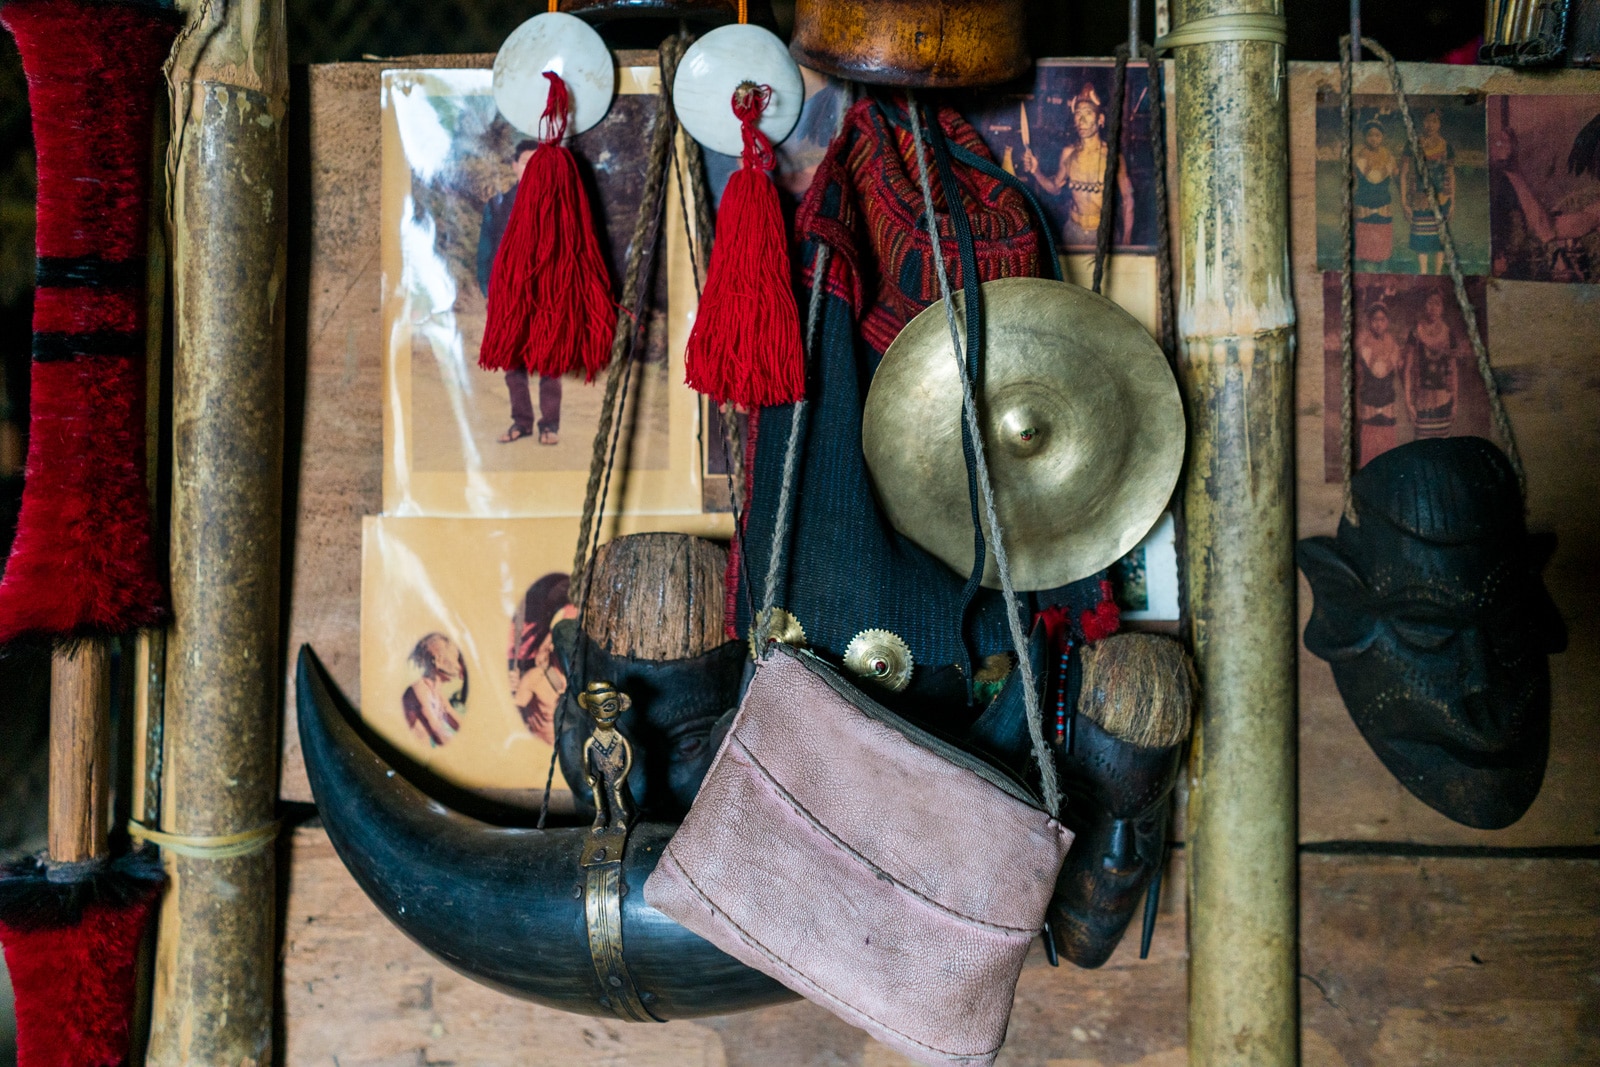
[537,374,562,445]
[500,367,535,443]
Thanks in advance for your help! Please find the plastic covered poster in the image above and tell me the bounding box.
[379,64,725,532]
[359,513,710,802]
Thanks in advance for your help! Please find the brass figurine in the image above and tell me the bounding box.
[579,681,637,831]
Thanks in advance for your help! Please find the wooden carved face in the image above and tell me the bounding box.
[1298,438,1566,829]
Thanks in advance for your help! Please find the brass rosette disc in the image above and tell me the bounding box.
[863,277,1185,591]
[843,628,914,692]
[748,606,808,659]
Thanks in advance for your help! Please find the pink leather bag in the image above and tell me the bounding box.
[649,99,1073,1065]
[644,645,1072,1066]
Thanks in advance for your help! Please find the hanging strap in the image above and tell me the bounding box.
[904,92,1061,819]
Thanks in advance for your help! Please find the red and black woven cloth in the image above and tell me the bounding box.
[0,0,180,645]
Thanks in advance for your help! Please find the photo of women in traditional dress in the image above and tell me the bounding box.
[1402,109,1456,275]
[1353,119,1399,270]
[963,60,1159,252]
[509,572,577,745]
[1490,95,1600,283]
[403,633,468,748]
[1320,273,1493,481]
[1355,301,1403,464]
[1316,93,1489,276]
[1402,289,1460,437]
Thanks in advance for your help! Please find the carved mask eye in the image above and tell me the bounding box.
[1387,613,1456,651]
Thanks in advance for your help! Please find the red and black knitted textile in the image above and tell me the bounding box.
[0,0,180,645]
[0,851,165,1067]
[725,97,1044,635]
[795,96,1043,357]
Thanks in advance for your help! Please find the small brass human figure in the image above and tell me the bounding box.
[578,681,636,831]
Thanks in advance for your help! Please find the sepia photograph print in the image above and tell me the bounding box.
[1315,91,1490,276]
[1320,272,1494,482]
[1489,94,1600,283]
[964,60,1161,253]
[381,66,714,523]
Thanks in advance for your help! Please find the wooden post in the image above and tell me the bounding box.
[146,0,288,1060]
[48,641,113,864]
[1170,1,1298,1064]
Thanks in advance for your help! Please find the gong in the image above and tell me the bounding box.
[863,277,1184,591]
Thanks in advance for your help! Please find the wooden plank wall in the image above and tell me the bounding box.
[277,60,1600,1065]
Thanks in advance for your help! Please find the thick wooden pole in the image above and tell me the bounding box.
[1170,2,1298,1064]
[146,0,288,1060]
[48,641,113,864]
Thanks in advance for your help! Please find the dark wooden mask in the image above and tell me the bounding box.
[1298,437,1566,829]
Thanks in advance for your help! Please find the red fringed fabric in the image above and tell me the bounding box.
[479,72,616,380]
[0,852,165,1067]
[0,0,179,645]
[684,85,804,408]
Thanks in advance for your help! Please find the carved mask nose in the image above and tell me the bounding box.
[1102,819,1139,877]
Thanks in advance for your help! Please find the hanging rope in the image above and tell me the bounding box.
[1342,36,1525,502]
[1338,38,1359,521]
[537,33,685,830]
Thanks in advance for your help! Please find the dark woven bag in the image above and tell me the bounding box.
[729,97,1109,732]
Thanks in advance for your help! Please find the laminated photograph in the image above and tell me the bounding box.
[380,64,723,530]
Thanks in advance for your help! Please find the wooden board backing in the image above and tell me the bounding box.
[1288,63,1600,847]
[285,59,1600,845]
[281,826,1599,1065]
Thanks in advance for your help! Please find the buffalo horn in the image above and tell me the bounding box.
[295,645,793,1019]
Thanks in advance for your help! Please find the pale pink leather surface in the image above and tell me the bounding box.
[645,648,1073,1067]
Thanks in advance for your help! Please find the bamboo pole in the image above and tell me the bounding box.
[145,0,288,1059]
[48,642,113,864]
[1170,1,1298,1064]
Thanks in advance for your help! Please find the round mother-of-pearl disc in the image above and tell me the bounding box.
[493,12,615,137]
[673,23,804,157]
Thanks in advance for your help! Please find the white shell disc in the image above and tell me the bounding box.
[493,12,615,138]
[673,23,803,157]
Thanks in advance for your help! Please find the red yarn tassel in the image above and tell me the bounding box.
[1079,578,1122,644]
[684,85,803,408]
[480,72,616,381]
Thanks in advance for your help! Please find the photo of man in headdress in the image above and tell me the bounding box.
[1490,96,1600,283]
[962,60,1158,253]
[1023,82,1135,250]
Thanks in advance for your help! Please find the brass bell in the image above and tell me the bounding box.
[749,606,808,659]
[843,629,914,692]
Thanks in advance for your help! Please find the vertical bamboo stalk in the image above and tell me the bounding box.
[48,641,113,864]
[1171,1,1298,1064]
[145,0,288,1060]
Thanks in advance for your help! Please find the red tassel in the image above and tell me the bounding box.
[1079,578,1122,644]
[684,84,803,408]
[480,72,616,381]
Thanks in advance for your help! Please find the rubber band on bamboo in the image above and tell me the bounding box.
[127,819,280,860]
[1153,12,1287,51]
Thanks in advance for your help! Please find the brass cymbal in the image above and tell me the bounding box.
[863,278,1184,591]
